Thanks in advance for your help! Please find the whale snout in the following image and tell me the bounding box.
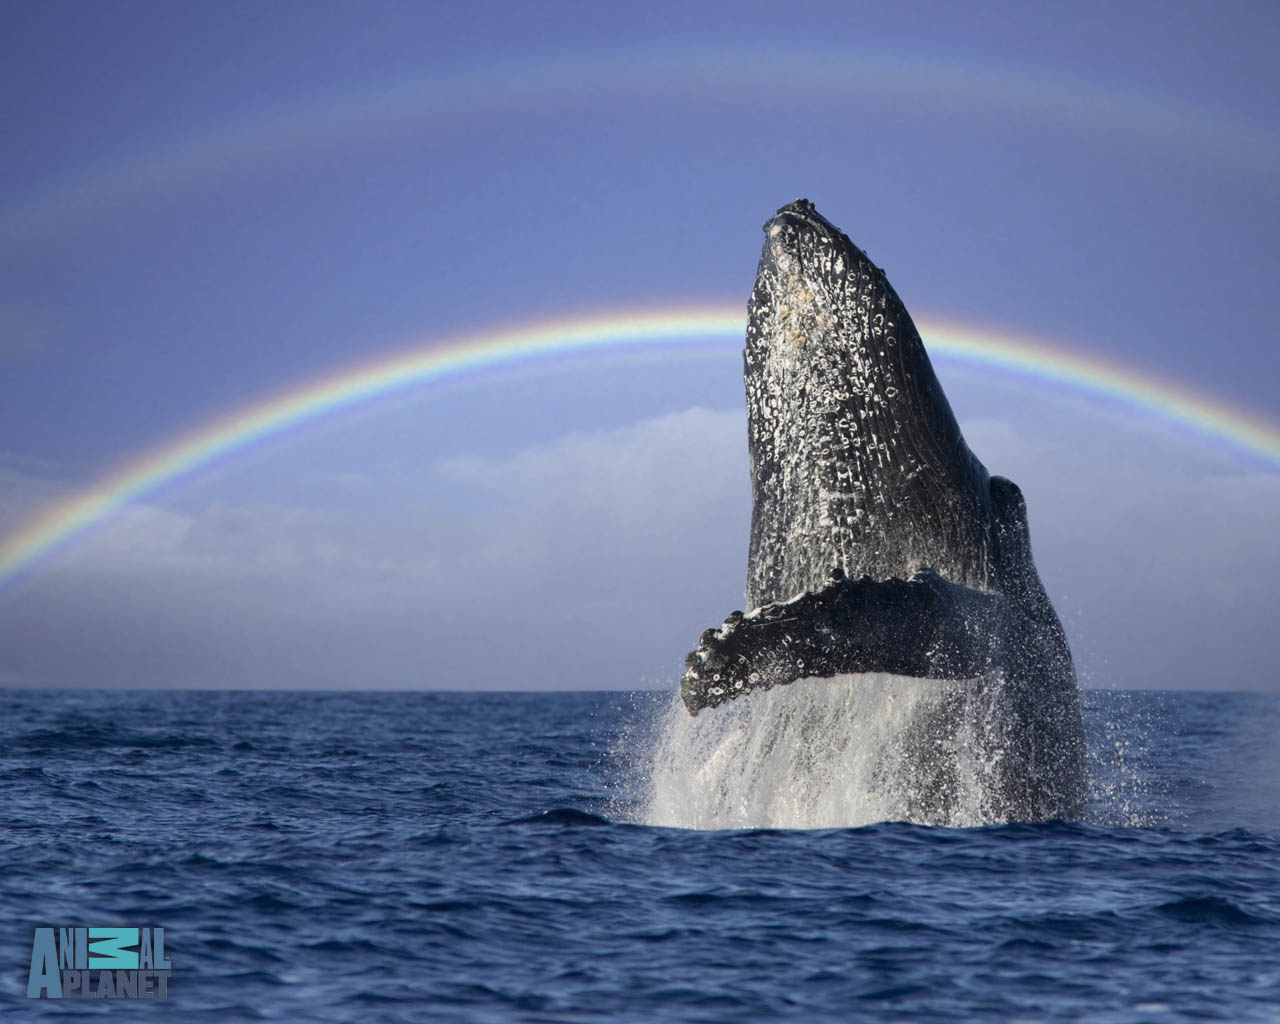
[763,198,846,246]
[759,198,869,292]
[752,200,877,356]
[763,198,824,232]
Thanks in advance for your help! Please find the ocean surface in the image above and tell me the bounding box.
[2,687,1279,1022]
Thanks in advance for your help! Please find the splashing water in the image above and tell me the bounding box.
[643,673,1028,830]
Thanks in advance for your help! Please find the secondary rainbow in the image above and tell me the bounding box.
[5,46,1277,247]
[2,305,1278,590]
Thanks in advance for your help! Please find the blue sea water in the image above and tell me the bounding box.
[2,688,1279,1022]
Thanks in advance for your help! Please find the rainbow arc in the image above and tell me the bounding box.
[1,306,1278,589]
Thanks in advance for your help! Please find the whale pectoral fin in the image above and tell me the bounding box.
[680,570,1008,714]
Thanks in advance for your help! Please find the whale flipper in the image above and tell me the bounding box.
[683,569,1017,714]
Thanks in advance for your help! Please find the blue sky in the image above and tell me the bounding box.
[1,1,1277,690]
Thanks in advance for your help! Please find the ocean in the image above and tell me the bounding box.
[2,686,1278,1021]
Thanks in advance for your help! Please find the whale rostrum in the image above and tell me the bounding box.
[680,199,1085,822]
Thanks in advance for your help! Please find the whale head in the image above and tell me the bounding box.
[743,199,995,608]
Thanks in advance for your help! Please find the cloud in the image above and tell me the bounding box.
[956,400,1280,690]
[0,409,750,689]
[436,407,747,591]
[0,399,1277,691]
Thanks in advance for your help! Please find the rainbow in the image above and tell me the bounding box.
[2,305,1279,590]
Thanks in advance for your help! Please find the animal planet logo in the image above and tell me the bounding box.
[27,926,171,999]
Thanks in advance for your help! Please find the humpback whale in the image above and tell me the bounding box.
[680,199,1085,822]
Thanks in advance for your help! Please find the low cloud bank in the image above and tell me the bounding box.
[1,400,1276,691]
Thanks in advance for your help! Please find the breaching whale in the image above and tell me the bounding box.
[680,199,1085,822]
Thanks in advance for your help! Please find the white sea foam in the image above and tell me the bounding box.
[642,673,1013,830]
